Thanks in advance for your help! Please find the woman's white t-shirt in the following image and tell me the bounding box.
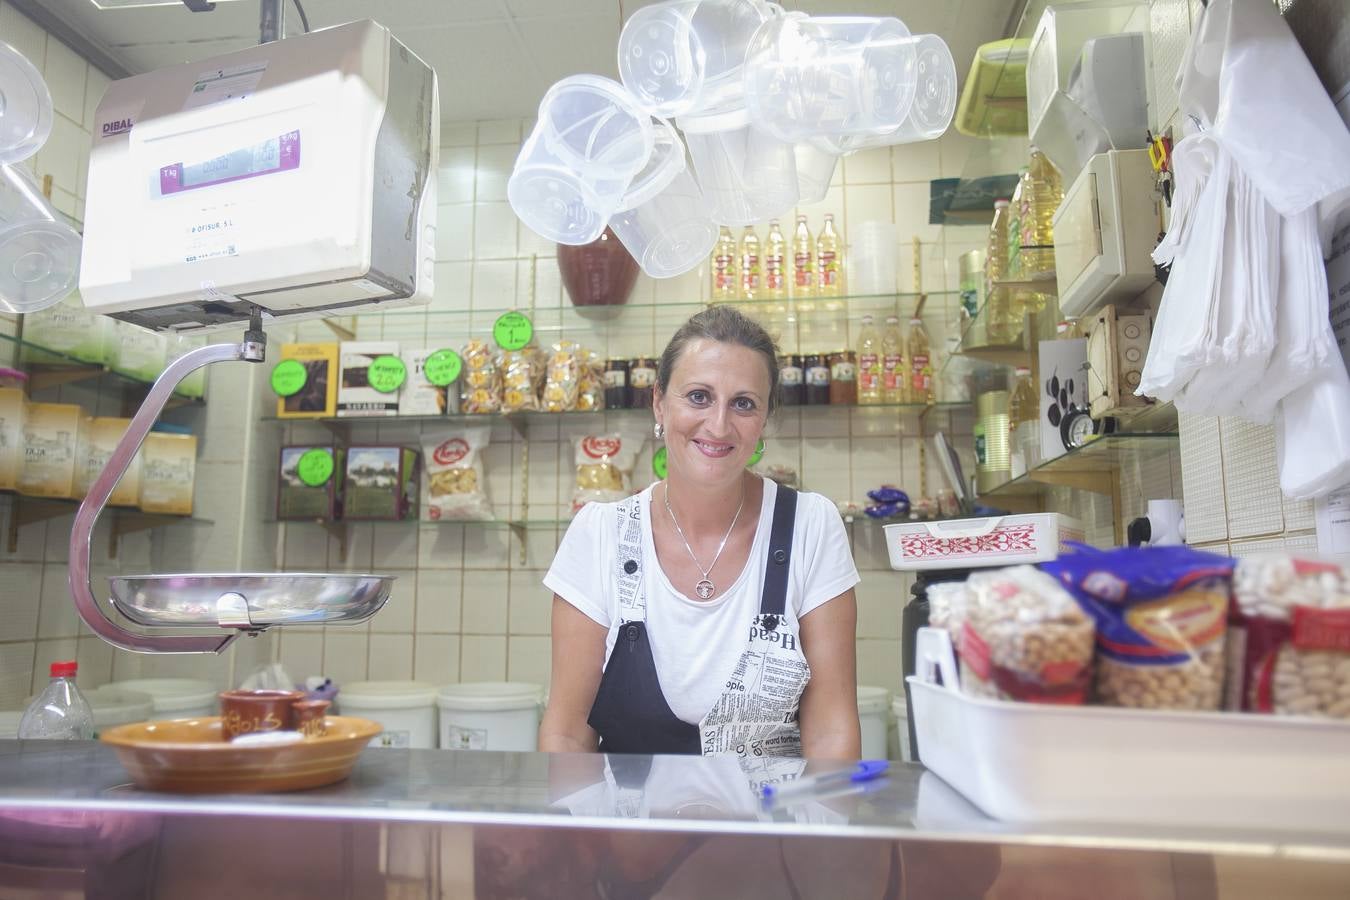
[543,478,860,725]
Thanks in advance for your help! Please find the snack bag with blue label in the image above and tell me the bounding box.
[1041,546,1234,711]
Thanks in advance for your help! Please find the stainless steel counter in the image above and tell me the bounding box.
[2,740,1348,899]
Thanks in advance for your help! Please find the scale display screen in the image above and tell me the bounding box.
[159,130,300,196]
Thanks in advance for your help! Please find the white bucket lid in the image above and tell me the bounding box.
[615,120,688,212]
[106,678,217,714]
[340,680,439,709]
[438,681,543,712]
[0,710,20,739]
[857,685,891,715]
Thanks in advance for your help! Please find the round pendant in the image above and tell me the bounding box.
[694,579,715,600]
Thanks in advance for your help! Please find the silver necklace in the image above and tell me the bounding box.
[663,481,745,600]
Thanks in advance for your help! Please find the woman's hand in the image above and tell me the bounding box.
[797,588,862,760]
[538,596,607,753]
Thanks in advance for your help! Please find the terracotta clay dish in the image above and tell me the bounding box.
[99,716,380,794]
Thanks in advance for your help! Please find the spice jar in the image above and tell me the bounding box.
[804,354,830,405]
[829,350,857,405]
[604,358,630,410]
[629,357,657,409]
[778,354,804,406]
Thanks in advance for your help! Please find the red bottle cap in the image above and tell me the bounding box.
[50,661,77,678]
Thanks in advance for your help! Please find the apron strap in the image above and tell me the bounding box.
[759,483,798,618]
[615,495,646,621]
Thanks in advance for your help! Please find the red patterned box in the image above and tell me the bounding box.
[883,514,1085,572]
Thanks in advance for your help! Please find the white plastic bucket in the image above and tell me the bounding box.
[338,680,439,749]
[106,678,217,719]
[678,105,798,226]
[891,695,911,761]
[793,142,838,205]
[437,682,543,751]
[857,685,891,761]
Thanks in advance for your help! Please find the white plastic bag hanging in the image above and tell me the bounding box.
[1276,358,1350,499]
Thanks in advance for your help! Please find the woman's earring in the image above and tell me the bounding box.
[653,422,665,440]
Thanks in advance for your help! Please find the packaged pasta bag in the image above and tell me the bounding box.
[498,346,542,414]
[542,340,584,412]
[571,431,644,514]
[460,339,500,414]
[421,426,493,521]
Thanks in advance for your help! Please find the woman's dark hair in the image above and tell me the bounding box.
[657,306,779,412]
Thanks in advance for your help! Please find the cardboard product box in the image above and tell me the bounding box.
[337,341,401,417]
[18,403,84,498]
[277,445,344,520]
[399,348,456,416]
[342,445,419,520]
[107,320,168,383]
[139,432,197,516]
[1037,337,1089,463]
[20,295,110,365]
[75,417,142,507]
[0,387,26,491]
[275,343,339,419]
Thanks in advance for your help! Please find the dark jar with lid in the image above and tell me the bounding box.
[778,354,804,406]
[629,357,657,408]
[829,350,857,405]
[804,354,830,405]
[604,359,630,410]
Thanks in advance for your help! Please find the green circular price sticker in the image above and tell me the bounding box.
[296,448,335,487]
[652,446,668,479]
[368,355,407,393]
[270,359,308,397]
[424,349,462,387]
[493,311,534,351]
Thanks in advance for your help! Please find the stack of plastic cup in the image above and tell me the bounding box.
[618,0,777,118]
[678,105,798,226]
[0,40,78,315]
[508,75,655,246]
[744,14,918,144]
[609,121,718,278]
[793,142,839,205]
[849,221,898,295]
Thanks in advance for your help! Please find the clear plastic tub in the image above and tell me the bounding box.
[0,164,82,313]
[678,105,798,226]
[744,14,917,143]
[793,142,838,204]
[618,0,776,118]
[509,75,654,246]
[0,40,52,165]
[609,121,718,278]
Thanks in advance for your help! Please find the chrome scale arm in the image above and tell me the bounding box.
[67,316,267,653]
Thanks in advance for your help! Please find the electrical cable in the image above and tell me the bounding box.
[291,0,310,32]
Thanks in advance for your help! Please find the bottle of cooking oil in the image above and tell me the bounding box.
[881,314,907,404]
[739,226,761,301]
[1020,148,1063,279]
[1008,366,1038,476]
[817,214,842,298]
[1007,169,1028,279]
[792,215,815,299]
[907,317,933,405]
[764,220,787,301]
[985,199,1013,343]
[857,314,883,405]
[711,226,738,301]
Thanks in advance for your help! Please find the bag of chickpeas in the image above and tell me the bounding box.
[957,566,1095,704]
[1041,546,1234,711]
[1231,555,1350,719]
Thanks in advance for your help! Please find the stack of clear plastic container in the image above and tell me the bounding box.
[0,39,81,314]
[508,0,959,279]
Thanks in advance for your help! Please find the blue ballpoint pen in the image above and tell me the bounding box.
[760,760,889,802]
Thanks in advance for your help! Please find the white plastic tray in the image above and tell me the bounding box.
[908,628,1350,833]
[883,513,1084,571]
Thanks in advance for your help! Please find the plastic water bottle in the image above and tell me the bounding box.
[18,661,94,740]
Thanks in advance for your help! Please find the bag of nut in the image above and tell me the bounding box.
[1231,555,1350,719]
[570,431,645,515]
[956,566,1095,704]
[1042,546,1234,711]
[421,426,493,521]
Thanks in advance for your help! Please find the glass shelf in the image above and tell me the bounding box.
[978,432,1180,499]
[0,331,206,403]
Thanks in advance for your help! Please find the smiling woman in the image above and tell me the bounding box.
[540,306,863,760]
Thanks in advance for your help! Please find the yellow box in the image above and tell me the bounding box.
[139,433,197,516]
[19,403,83,498]
[77,417,142,507]
[0,388,26,491]
[275,343,339,419]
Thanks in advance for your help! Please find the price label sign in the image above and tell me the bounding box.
[424,349,462,387]
[493,311,534,351]
[270,359,308,397]
[652,446,668,480]
[296,448,335,487]
[368,355,407,393]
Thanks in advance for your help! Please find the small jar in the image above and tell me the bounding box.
[778,354,804,406]
[0,368,27,390]
[829,350,857,405]
[604,358,630,410]
[804,354,830,405]
[629,357,657,408]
